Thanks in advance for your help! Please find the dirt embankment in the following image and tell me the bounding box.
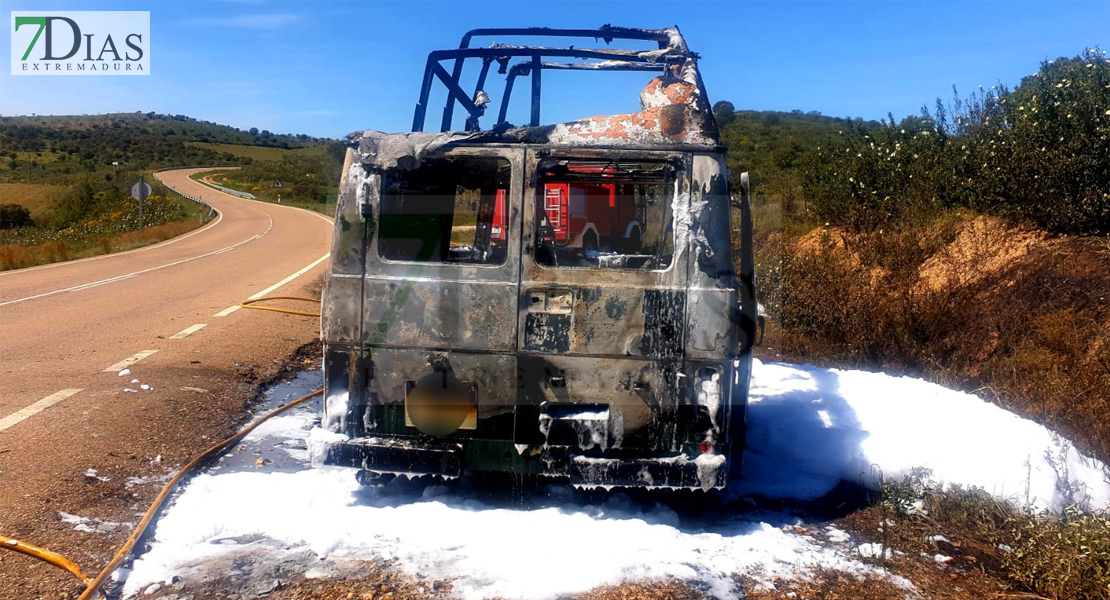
[775,214,1110,463]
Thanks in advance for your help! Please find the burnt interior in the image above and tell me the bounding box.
[379,156,511,265]
[533,159,676,270]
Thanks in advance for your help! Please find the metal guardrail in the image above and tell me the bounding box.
[154,165,257,200]
[197,179,256,200]
[162,186,218,221]
[154,165,241,172]
[155,168,218,220]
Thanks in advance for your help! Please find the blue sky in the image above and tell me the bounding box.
[1,1,1105,138]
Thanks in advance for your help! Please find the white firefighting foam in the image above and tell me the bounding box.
[120,360,1110,599]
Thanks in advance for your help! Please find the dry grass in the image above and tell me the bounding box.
[764,211,1110,599]
[834,503,1012,600]
[837,472,1110,600]
[737,568,935,600]
[185,142,327,162]
[109,219,200,250]
[773,213,1110,464]
[0,218,204,270]
[0,240,69,269]
[0,183,68,219]
[139,563,707,600]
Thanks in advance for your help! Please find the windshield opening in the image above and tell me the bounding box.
[379,157,511,265]
[533,159,675,270]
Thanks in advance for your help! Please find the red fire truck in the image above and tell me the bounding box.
[490,168,644,254]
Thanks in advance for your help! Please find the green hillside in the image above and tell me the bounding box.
[0,112,333,186]
[0,112,341,269]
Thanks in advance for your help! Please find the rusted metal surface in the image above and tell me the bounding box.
[320,26,756,490]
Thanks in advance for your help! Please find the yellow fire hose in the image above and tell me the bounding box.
[1,295,324,597]
[0,389,324,598]
[0,537,93,586]
[240,296,321,317]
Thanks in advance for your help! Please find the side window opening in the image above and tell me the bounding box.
[534,159,675,270]
[379,157,511,265]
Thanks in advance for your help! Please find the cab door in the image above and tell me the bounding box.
[357,148,525,437]
[514,150,691,451]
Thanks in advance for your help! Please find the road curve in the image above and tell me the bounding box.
[0,168,333,598]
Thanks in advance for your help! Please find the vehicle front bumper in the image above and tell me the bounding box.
[323,436,728,490]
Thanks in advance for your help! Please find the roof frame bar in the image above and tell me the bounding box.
[439,25,682,130]
[495,60,670,127]
[413,46,693,132]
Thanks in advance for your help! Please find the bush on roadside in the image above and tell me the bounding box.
[776,214,1110,464]
[880,472,1110,600]
[1002,506,1110,599]
[222,146,344,205]
[803,48,1110,235]
[981,48,1110,234]
[0,203,34,228]
[0,187,207,270]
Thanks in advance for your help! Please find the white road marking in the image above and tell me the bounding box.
[0,389,82,432]
[0,177,332,431]
[0,216,273,308]
[214,305,240,317]
[285,206,334,224]
[213,253,328,317]
[247,253,331,300]
[169,324,207,340]
[0,170,330,287]
[213,252,328,317]
[104,350,159,373]
[244,196,335,225]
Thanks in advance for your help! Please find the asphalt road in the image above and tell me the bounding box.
[0,168,333,599]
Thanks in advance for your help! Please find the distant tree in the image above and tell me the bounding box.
[249,127,259,136]
[713,100,736,127]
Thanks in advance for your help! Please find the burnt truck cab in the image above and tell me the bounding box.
[321,26,757,491]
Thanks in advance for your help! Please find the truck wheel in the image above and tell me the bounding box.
[624,227,642,253]
[583,232,598,255]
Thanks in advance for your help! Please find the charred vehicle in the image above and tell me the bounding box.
[321,26,757,491]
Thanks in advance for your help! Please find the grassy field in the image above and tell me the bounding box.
[190,169,337,218]
[0,192,212,270]
[185,142,329,162]
[0,183,68,219]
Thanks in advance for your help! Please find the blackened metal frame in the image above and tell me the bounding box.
[412,26,699,133]
[494,61,667,127]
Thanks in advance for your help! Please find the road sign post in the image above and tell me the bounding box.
[131,179,152,240]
